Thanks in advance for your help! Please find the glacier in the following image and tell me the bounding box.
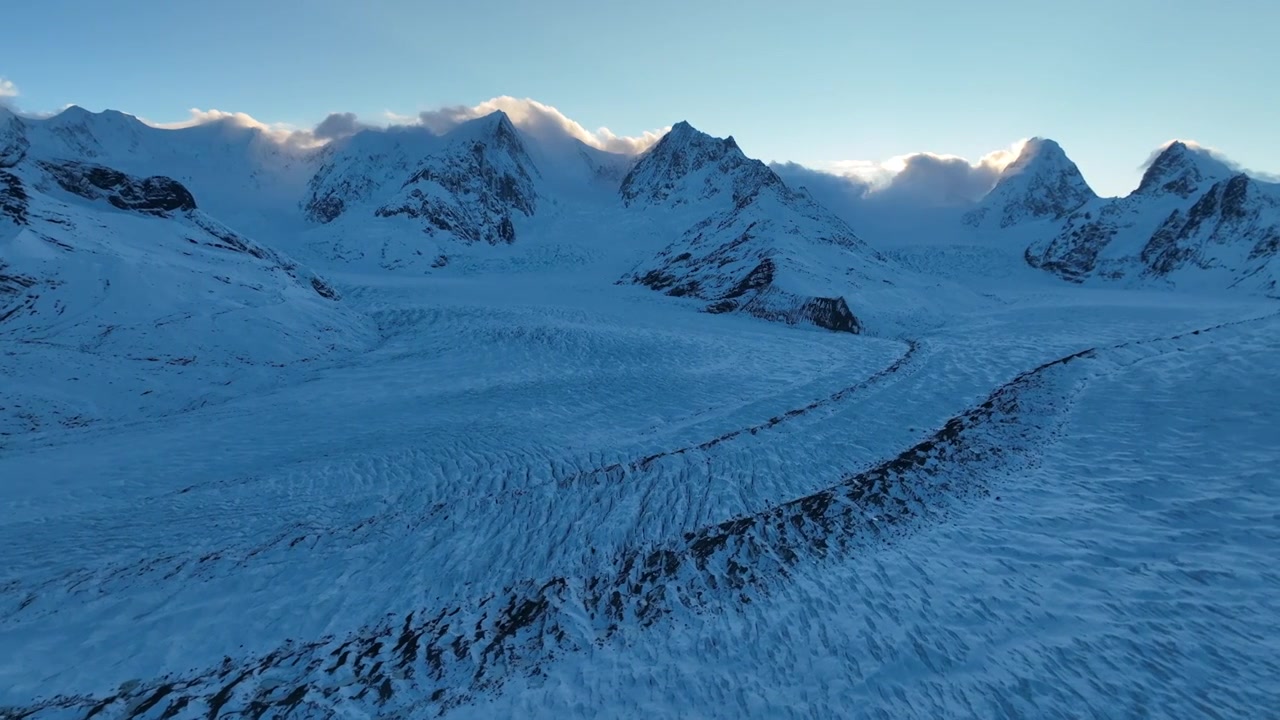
[1,105,1278,719]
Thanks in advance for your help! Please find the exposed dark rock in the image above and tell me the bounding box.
[1135,141,1232,199]
[310,277,340,301]
[0,170,29,225]
[40,161,196,216]
[304,112,538,252]
[373,134,537,245]
[621,121,870,334]
[619,121,782,209]
[307,195,345,224]
[0,113,29,169]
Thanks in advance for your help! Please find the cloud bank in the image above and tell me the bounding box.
[413,97,668,155]
[141,97,667,155]
[775,141,1028,209]
[150,109,314,146]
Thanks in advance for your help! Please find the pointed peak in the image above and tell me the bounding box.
[654,120,740,156]
[1022,136,1065,156]
[620,121,772,207]
[476,108,513,126]
[1001,137,1071,178]
[969,136,1095,228]
[662,120,718,144]
[52,105,93,122]
[445,109,521,144]
[1136,140,1234,198]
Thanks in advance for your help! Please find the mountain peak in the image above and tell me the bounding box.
[619,121,760,206]
[1000,137,1072,179]
[1135,140,1234,198]
[965,137,1095,228]
[45,105,147,136]
[441,109,524,153]
[657,120,739,153]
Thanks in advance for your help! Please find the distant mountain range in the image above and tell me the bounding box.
[3,103,1277,388]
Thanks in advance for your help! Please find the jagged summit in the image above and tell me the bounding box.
[964,136,1095,229]
[443,109,521,145]
[1002,137,1069,175]
[46,105,146,130]
[617,120,902,334]
[303,107,540,261]
[1135,140,1235,198]
[661,119,738,148]
[619,120,768,207]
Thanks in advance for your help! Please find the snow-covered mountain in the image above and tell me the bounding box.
[1016,142,1280,294]
[301,112,549,270]
[0,107,370,434]
[5,106,317,233]
[618,122,894,333]
[962,137,1096,230]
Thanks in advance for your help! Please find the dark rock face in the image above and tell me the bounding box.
[41,161,196,215]
[0,113,29,169]
[633,249,863,334]
[306,195,345,224]
[310,277,340,300]
[796,296,860,333]
[0,261,39,324]
[1029,167,1280,292]
[1134,141,1232,199]
[0,170,29,226]
[1025,205,1121,282]
[1138,173,1280,278]
[619,121,782,209]
[374,128,538,245]
[304,112,539,248]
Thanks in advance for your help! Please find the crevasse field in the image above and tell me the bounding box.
[1,108,1278,719]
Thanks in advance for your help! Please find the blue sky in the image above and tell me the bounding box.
[2,0,1275,196]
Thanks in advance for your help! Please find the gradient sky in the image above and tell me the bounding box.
[2,0,1275,196]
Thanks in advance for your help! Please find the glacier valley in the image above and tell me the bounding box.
[1,105,1277,719]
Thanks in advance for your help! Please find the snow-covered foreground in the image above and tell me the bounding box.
[1,237,1277,718]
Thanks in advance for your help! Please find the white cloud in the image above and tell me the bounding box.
[792,140,1029,207]
[312,112,371,141]
[136,98,666,156]
[153,108,298,138]
[0,78,18,108]
[146,108,337,149]
[416,97,667,155]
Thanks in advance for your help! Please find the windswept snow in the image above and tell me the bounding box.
[1,104,1278,719]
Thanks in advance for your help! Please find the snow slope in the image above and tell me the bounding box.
[0,109,371,436]
[1,103,1278,720]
